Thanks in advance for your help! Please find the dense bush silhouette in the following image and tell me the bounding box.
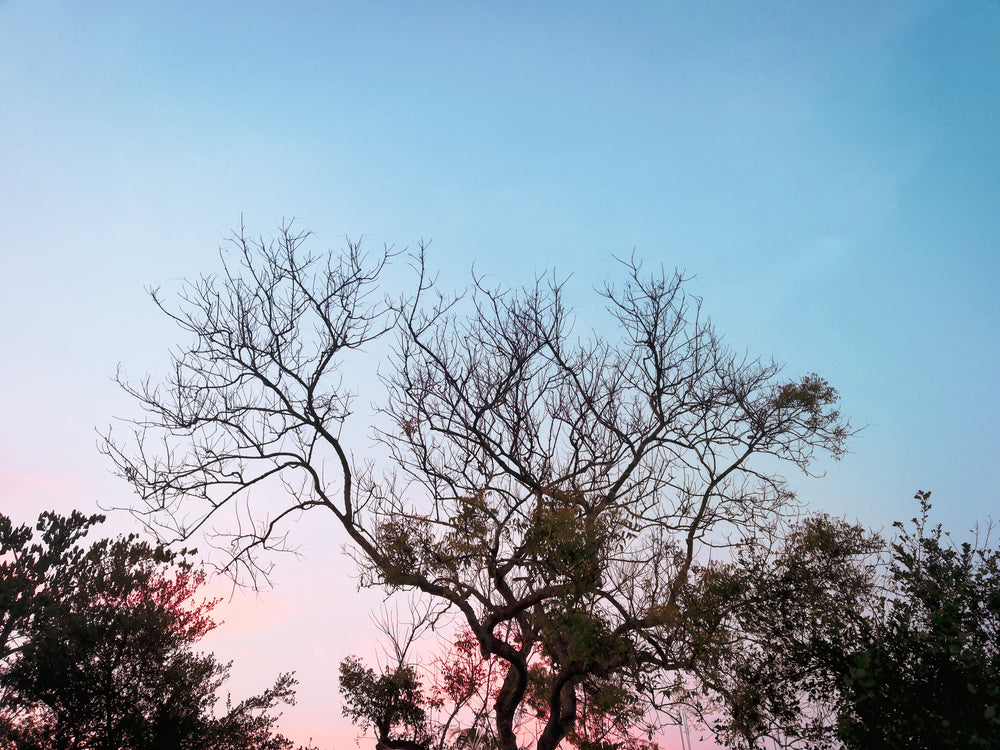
[0,511,317,750]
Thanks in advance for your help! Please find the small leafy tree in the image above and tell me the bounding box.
[834,492,1000,749]
[339,656,432,750]
[0,510,316,750]
[103,223,856,749]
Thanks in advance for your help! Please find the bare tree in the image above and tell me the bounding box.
[103,222,857,750]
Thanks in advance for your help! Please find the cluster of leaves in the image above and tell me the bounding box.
[834,492,1000,749]
[339,656,431,750]
[684,515,882,749]
[0,510,317,750]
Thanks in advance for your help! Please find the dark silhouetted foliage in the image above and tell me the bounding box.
[833,492,1000,749]
[0,511,317,750]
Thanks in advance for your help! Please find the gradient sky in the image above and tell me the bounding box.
[2,2,998,747]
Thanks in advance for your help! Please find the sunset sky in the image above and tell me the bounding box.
[2,2,998,747]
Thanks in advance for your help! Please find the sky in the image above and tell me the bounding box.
[1,1,998,747]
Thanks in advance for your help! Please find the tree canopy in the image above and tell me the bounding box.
[832,492,1000,748]
[102,224,862,749]
[0,510,315,750]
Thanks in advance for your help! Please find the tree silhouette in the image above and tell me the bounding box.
[833,492,1000,748]
[103,223,856,749]
[0,511,316,750]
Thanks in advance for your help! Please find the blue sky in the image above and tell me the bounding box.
[2,1,998,746]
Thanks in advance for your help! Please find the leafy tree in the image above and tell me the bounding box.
[339,656,432,750]
[685,514,881,749]
[102,223,856,749]
[0,511,316,750]
[341,515,880,750]
[833,492,1000,748]
[1,511,103,665]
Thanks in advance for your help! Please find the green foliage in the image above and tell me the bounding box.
[338,656,431,747]
[0,511,316,750]
[437,493,493,570]
[683,515,882,749]
[528,665,659,750]
[771,374,840,432]
[518,490,614,590]
[376,517,433,586]
[1,510,105,662]
[834,492,1000,749]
